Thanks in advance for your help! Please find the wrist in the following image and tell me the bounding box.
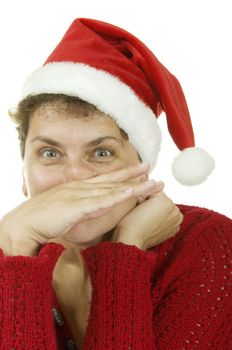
[1,238,40,257]
[0,220,40,257]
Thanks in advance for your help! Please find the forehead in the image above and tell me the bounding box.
[28,103,121,135]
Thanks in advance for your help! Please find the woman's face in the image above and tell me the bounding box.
[23,103,142,245]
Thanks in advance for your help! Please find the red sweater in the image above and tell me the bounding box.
[0,205,231,350]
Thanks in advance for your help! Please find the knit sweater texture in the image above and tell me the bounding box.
[0,204,231,349]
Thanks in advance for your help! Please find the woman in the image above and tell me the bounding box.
[0,18,231,350]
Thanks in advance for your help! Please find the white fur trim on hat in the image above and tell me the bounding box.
[172,147,215,185]
[22,62,161,170]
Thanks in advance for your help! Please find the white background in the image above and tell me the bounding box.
[0,0,231,218]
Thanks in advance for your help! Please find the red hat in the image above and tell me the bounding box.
[22,18,215,185]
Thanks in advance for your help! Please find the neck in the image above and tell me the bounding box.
[51,231,113,347]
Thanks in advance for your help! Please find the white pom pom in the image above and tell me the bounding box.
[172,147,215,186]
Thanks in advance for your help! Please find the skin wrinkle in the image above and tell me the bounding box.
[9,94,130,159]
[23,103,142,248]
[20,101,147,347]
[4,92,185,350]
[30,135,123,149]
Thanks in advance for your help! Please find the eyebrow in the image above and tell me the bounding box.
[30,135,123,148]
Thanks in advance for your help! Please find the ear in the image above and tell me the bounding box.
[22,169,28,197]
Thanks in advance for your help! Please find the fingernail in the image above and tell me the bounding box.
[155,181,164,187]
[138,163,149,169]
[144,180,156,186]
[123,187,134,193]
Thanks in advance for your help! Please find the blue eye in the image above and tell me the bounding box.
[41,149,61,158]
[94,149,112,158]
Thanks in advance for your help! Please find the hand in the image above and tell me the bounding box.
[112,187,183,250]
[0,164,159,256]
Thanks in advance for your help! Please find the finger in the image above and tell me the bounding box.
[77,187,134,218]
[77,180,159,217]
[85,163,149,184]
[137,196,146,205]
[142,181,164,195]
[63,180,134,193]
[150,189,173,204]
[68,179,161,204]
[62,180,119,190]
[135,181,165,203]
[78,206,114,221]
[67,185,123,200]
[64,180,147,200]
[126,179,162,197]
[69,176,151,191]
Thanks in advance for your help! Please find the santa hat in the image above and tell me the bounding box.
[22,18,215,185]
